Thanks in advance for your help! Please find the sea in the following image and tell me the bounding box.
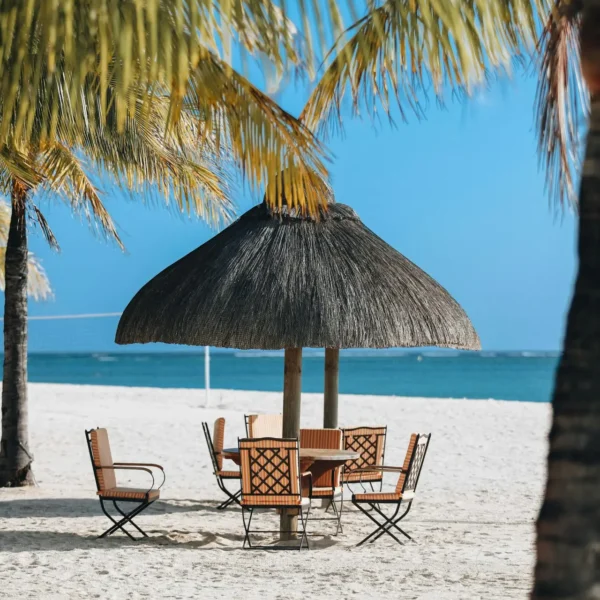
[22,351,559,403]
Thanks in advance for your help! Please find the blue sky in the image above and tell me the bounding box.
[17,71,576,353]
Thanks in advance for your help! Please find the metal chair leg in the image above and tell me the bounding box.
[113,501,148,537]
[217,489,241,510]
[298,504,311,550]
[98,499,135,540]
[98,499,153,539]
[242,508,254,548]
[329,496,343,535]
[354,502,404,546]
[217,480,242,509]
[369,503,412,544]
[102,502,150,538]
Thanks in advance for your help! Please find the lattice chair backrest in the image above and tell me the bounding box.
[88,428,116,492]
[300,428,343,488]
[395,433,431,498]
[342,427,387,474]
[239,438,301,506]
[247,414,283,438]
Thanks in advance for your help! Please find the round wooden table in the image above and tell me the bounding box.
[222,447,358,471]
[222,447,360,495]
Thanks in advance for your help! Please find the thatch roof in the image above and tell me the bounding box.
[116,202,480,350]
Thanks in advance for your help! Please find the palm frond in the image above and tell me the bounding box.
[0,0,332,143]
[302,0,552,136]
[79,89,235,227]
[187,50,331,213]
[30,203,60,250]
[535,0,587,208]
[0,145,41,192]
[0,2,336,215]
[37,142,123,248]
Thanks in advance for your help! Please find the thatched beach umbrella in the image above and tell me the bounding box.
[116,199,479,429]
[116,199,479,536]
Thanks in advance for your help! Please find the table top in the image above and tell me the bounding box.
[222,447,360,462]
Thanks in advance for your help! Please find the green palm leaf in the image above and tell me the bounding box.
[302,0,552,137]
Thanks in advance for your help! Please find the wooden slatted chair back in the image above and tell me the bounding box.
[212,417,226,470]
[300,428,343,488]
[202,419,227,474]
[87,428,116,492]
[246,414,283,438]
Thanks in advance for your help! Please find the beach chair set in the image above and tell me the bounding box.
[85,418,430,548]
[201,414,431,548]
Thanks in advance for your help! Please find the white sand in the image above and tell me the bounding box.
[0,383,550,600]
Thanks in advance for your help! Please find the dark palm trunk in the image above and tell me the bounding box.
[532,100,600,598]
[0,181,33,487]
[532,6,600,597]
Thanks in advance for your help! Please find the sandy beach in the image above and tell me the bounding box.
[0,383,550,599]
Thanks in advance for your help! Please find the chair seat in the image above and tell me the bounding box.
[241,496,310,508]
[311,486,343,498]
[343,470,383,483]
[353,492,402,503]
[218,470,241,479]
[99,487,160,501]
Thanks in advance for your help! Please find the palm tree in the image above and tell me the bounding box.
[532,3,600,598]
[0,200,51,301]
[0,85,234,486]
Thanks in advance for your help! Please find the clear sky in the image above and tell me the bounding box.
[16,72,576,353]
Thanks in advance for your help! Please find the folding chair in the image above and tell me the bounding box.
[352,433,431,547]
[85,428,165,540]
[299,428,344,535]
[202,418,241,509]
[244,414,283,438]
[239,437,312,550]
[342,426,387,492]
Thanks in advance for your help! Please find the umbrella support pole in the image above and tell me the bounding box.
[281,347,302,540]
[324,348,339,428]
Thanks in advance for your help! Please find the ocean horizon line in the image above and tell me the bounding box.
[16,349,562,358]
[13,351,559,402]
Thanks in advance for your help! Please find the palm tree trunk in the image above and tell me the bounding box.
[532,98,600,599]
[0,181,33,487]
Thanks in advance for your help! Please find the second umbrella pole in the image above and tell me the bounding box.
[324,347,339,428]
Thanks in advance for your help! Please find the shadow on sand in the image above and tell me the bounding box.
[0,498,227,519]
[0,528,342,553]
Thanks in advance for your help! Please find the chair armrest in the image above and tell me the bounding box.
[97,464,155,492]
[114,462,164,471]
[352,465,405,473]
[113,463,166,488]
[351,465,405,482]
[301,471,313,498]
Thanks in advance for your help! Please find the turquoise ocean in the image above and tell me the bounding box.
[21,351,558,402]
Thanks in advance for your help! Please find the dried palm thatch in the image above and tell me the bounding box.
[116,201,480,351]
